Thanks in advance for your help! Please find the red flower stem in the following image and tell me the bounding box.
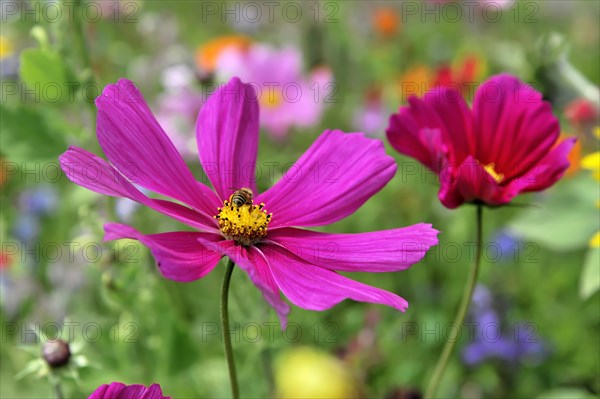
[425,204,483,399]
[221,258,239,399]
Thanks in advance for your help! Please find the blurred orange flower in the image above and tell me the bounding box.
[372,7,401,38]
[0,158,9,186]
[195,35,251,74]
[559,133,582,177]
[397,65,431,102]
[398,54,487,102]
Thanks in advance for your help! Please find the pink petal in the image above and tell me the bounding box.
[88,382,170,399]
[104,223,222,282]
[260,244,409,312]
[196,77,259,200]
[472,74,560,181]
[95,78,220,217]
[506,137,576,194]
[391,89,474,166]
[386,110,445,172]
[59,146,218,231]
[266,224,438,272]
[195,238,290,327]
[419,87,475,164]
[257,130,396,228]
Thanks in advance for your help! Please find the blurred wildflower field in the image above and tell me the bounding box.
[1,0,599,398]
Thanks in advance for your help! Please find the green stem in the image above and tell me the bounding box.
[425,204,483,399]
[72,0,94,79]
[71,0,98,121]
[50,375,64,399]
[221,258,239,399]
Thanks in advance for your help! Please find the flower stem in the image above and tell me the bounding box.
[425,204,484,399]
[221,258,239,399]
[50,375,64,399]
[72,0,98,116]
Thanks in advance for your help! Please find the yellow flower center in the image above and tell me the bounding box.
[215,198,272,246]
[483,163,504,183]
[260,90,283,109]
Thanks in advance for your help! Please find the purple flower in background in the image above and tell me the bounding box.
[215,44,334,138]
[490,228,522,262]
[59,77,439,326]
[462,285,547,366]
[463,320,546,366]
[88,382,170,399]
[18,185,58,216]
[13,214,40,242]
[12,186,58,242]
[471,284,493,313]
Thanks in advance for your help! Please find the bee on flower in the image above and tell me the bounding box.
[59,77,439,326]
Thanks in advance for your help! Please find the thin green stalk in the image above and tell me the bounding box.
[71,0,98,118]
[221,258,239,399]
[50,375,64,399]
[425,204,484,399]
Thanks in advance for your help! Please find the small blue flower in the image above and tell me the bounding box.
[13,214,40,242]
[19,186,58,216]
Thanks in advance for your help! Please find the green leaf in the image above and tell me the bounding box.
[580,247,600,300]
[537,388,596,399]
[508,177,599,251]
[0,105,67,162]
[19,48,69,103]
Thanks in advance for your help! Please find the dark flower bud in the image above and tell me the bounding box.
[42,339,71,368]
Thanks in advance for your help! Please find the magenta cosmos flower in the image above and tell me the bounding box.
[88,382,169,399]
[60,77,439,326]
[386,74,576,209]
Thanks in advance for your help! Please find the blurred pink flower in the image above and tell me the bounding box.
[215,44,333,138]
[154,87,204,159]
[353,88,388,137]
[152,65,205,159]
[60,77,438,326]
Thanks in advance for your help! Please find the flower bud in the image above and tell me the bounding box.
[42,339,70,368]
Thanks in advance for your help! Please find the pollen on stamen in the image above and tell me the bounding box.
[216,200,272,246]
[483,163,504,183]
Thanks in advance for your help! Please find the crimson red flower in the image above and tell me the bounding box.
[386,74,576,208]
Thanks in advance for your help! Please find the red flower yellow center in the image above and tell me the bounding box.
[215,193,272,246]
